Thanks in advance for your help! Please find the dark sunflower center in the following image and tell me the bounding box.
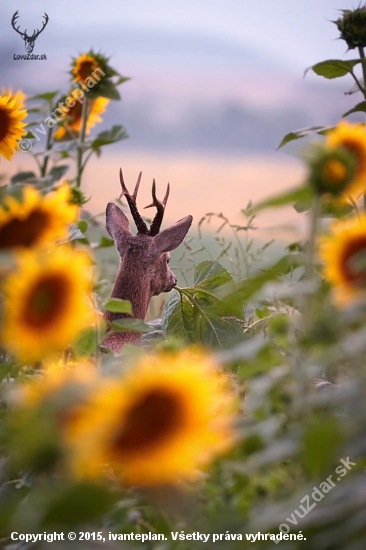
[79,61,96,81]
[24,274,70,328]
[67,102,82,124]
[0,209,50,249]
[111,389,185,456]
[0,107,11,142]
[341,236,366,284]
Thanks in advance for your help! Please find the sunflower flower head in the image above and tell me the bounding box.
[68,185,90,206]
[0,184,78,250]
[0,90,27,162]
[309,145,357,197]
[326,122,366,202]
[320,214,366,306]
[335,5,366,50]
[70,50,129,100]
[66,352,235,485]
[54,95,109,140]
[2,246,95,362]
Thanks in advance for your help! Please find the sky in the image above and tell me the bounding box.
[1,0,365,238]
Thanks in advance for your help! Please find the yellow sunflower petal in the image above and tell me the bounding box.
[320,213,366,306]
[66,352,235,485]
[2,246,96,361]
[326,121,366,202]
[54,96,109,140]
[0,184,78,250]
[0,90,27,162]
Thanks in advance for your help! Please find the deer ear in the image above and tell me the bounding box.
[152,215,193,256]
[106,203,132,253]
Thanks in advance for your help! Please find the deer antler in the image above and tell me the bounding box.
[145,180,170,236]
[11,11,26,38]
[33,13,49,39]
[119,169,149,235]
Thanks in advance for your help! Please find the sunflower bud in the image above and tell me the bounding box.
[309,146,357,196]
[335,6,366,49]
[69,186,89,206]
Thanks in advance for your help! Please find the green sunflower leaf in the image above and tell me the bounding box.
[253,185,313,211]
[96,236,115,248]
[277,126,332,149]
[103,298,132,314]
[10,171,36,185]
[49,165,69,182]
[76,220,88,233]
[27,91,59,104]
[162,261,244,348]
[91,125,129,151]
[343,101,366,117]
[111,318,152,333]
[305,59,360,79]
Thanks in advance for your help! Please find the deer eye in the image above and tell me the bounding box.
[167,257,170,264]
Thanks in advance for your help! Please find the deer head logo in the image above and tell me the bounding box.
[11,11,49,53]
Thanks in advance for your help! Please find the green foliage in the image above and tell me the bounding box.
[254,186,313,211]
[305,59,360,79]
[343,101,366,117]
[163,261,244,348]
[277,125,331,149]
[103,298,132,314]
[91,125,128,151]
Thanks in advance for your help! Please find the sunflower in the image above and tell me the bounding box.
[0,185,78,250]
[54,96,109,140]
[320,214,366,306]
[72,53,102,85]
[2,246,95,361]
[309,146,357,197]
[0,90,27,162]
[66,352,235,485]
[326,122,366,201]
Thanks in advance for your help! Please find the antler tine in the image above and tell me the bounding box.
[34,13,49,38]
[11,11,24,36]
[144,180,170,236]
[118,169,148,235]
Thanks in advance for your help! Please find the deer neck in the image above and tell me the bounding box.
[104,262,152,323]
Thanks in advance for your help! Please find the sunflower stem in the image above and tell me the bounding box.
[357,47,366,211]
[40,125,53,177]
[305,194,321,283]
[76,97,89,188]
[358,47,366,100]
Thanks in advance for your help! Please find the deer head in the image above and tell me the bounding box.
[102,169,192,353]
[11,11,49,53]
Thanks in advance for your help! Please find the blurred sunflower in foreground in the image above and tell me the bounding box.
[54,95,109,140]
[2,246,95,362]
[325,121,366,202]
[320,214,366,307]
[0,185,78,249]
[0,90,27,162]
[66,353,235,486]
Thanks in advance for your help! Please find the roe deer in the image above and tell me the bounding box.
[102,169,192,354]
